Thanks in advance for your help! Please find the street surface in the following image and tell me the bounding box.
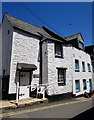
[1,97,94,119]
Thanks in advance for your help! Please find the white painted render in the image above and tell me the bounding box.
[9,29,40,94]
[72,47,93,96]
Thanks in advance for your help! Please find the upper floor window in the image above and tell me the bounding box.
[87,63,91,72]
[79,41,84,49]
[75,59,79,72]
[55,42,63,58]
[57,68,66,86]
[82,61,85,72]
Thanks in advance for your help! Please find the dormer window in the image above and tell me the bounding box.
[79,41,84,49]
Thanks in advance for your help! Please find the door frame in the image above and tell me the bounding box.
[18,70,32,98]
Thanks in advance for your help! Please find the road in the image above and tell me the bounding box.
[1,97,94,119]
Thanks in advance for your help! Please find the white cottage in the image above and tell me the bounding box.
[1,13,93,100]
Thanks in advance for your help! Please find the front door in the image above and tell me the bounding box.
[19,72,30,100]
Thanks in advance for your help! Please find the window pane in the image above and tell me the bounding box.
[75,80,80,92]
[87,63,91,72]
[58,69,65,84]
[79,42,84,49]
[82,62,85,72]
[89,79,92,91]
[55,43,62,57]
[75,60,79,72]
[83,79,87,90]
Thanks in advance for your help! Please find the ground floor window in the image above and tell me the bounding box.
[75,80,80,92]
[83,79,87,90]
[89,79,92,91]
[57,68,66,85]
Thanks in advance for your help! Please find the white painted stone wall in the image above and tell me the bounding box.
[42,40,48,84]
[9,29,40,94]
[71,47,93,96]
[47,41,73,96]
[46,40,92,96]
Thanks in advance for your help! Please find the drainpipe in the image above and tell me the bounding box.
[38,33,46,84]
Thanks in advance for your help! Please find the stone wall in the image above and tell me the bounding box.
[9,29,40,94]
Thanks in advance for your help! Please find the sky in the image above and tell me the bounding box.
[1,2,93,46]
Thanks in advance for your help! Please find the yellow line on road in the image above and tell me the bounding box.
[0,98,92,117]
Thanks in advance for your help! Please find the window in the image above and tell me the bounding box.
[55,42,63,58]
[87,63,91,72]
[83,79,87,90]
[79,41,84,49]
[75,59,79,72]
[82,61,85,72]
[89,79,92,91]
[57,68,66,85]
[75,80,80,92]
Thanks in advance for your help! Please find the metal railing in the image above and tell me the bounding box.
[16,81,64,105]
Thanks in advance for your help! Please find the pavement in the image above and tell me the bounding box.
[0,97,48,109]
[1,96,94,119]
[0,94,94,110]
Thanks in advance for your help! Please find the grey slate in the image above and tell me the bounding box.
[4,13,66,43]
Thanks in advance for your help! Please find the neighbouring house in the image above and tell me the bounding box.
[1,13,93,100]
[0,23,2,99]
[85,45,94,89]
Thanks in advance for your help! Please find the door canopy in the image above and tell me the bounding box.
[17,63,37,71]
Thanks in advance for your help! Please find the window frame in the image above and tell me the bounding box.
[83,79,87,90]
[75,80,80,93]
[82,61,85,72]
[55,42,63,58]
[79,41,84,50]
[87,63,91,72]
[75,59,80,72]
[57,68,66,86]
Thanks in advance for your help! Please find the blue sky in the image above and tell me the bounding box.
[1,2,93,46]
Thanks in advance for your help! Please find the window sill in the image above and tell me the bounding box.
[55,55,63,58]
[58,83,66,86]
[75,70,80,72]
[76,91,80,93]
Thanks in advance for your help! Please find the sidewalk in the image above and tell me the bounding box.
[0,97,48,109]
[0,95,94,110]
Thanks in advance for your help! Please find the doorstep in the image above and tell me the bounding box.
[0,97,48,109]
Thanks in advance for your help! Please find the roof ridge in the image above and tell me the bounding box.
[65,33,81,38]
[5,12,42,29]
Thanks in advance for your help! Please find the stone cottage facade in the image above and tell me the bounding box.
[1,13,93,100]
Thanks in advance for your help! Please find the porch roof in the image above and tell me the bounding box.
[17,63,37,71]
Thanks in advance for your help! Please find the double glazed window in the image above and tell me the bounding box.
[87,63,91,72]
[75,80,80,92]
[75,59,79,72]
[55,42,63,58]
[83,79,87,90]
[57,68,66,85]
[82,61,85,72]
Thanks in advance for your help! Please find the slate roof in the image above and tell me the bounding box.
[4,13,66,43]
[65,33,82,41]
